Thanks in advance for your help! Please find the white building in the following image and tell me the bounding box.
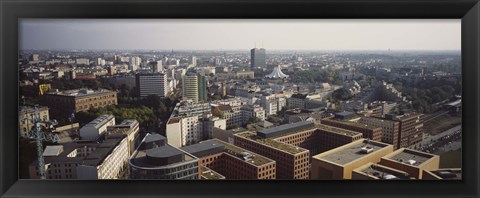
[75,58,90,65]
[79,115,116,140]
[107,119,140,155]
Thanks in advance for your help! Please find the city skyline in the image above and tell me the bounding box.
[20,19,460,51]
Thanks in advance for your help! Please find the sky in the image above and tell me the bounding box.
[20,19,461,51]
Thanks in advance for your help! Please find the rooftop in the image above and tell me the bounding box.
[386,149,435,167]
[180,139,225,158]
[315,124,363,137]
[46,88,114,97]
[82,115,115,129]
[358,163,413,180]
[200,166,225,179]
[429,169,462,180]
[81,134,127,166]
[221,140,274,166]
[257,121,315,138]
[236,132,307,154]
[322,118,379,130]
[319,139,389,165]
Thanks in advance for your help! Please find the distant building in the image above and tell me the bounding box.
[18,106,49,138]
[235,71,255,79]
[135,73,169,98]
[321,117,382,142]
[75,58,89,65]
[182,74,199,103]
[251,48,266,69]
[44,88,117,118]
[311,139,394,179]
[384,113,424,149]
[198,74,208,102]
[129,133,200,179]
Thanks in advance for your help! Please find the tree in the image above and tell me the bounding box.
[212,107,224,119]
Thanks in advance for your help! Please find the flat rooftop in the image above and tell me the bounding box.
[322,118,379,130]
[200,166,225,179]
[236,132,307,155]
[319,139,389,165]
[257,121,315,138]
[386,149,434,166]
[429,169,462,180]
[46,88,114,97]
[181,139,225,158]
[315,124,363,137]
[222,140,274,166]
[358,163,413,180]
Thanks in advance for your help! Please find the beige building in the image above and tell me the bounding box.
[351,162,415,180]
[357,116,400,149]
[378,148,440,179]
[311,139,394,180]
[107,119,140,155]
[79,114,116,140]
[44,88,117,118]
[422,168,461,180]
[19,106,49,138]
[29,133,128,179]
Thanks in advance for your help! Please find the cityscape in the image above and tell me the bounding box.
[19,20,461,180]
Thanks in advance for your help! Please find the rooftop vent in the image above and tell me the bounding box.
[383,174,398,180]
[361,146,374,154]
[407,159,416,165]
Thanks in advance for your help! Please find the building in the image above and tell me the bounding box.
[107,119,140,155]
[182,74,199,103]
[108,66,116,76]
[235,71,255,79]
[384,113,424,149]
[251,48,266,69]
[287,94,307,109]
[213,104,266,128]
[234,131,310,179]
[29,133,129,179]
[198,74,208,102]
[378,148,440,179]
[357,116,400,149]
[75,58,89,65]
[321,117,382,142]
[422,168,461,180]
[181,139,276,179]
[351,162,415,180]
[135,73,169,98]
[189,56,197,66]
[129,56,141,71]
[79,114,116,140]
[129,133,200,179]
[19,105,49,138]
[153,61,163,73]
[311,139,394,179]
[265,66,289,79]
[44,88,117,118]
[38,84,52,95]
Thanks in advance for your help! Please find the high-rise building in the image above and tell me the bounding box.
[250,48,266,69]
[129,56,141,71]
[189,56,197,66]
[182,74,199,103]
[135,73,169,98]
[153,61,163,73]
[198,74,208,102]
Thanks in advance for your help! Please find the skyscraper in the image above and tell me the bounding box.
[189,56,197,67]
[135,73,169,98]
[182,74,199,103]
[197,74,208,102]
[251,48,266,69]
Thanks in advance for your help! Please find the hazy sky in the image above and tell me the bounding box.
[20,19,461,51]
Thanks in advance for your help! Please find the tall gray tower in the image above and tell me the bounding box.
[251,48,266,69]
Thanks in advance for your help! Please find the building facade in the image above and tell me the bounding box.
[251,48,266,69]
[135,73,169,98]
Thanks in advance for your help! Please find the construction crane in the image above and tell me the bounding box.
[23,105,59,179]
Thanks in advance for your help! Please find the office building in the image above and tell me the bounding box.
[198,74,208,102]
[79,114,116,140]
[19,105,49,138]
[250,48,266,69]
[234,131,310,179]
[107,119,140,155]
[311,139,394,179]
[384,113,424,149]
[44,88,117,118]
[135,73,169,98]
[181,139,276,179]
[29,133,129,179]
[351,162,415,180]
[358,116,400,149]
[321,117,382,142]
[129,133,200,179]
[182,74,199,103]
[378,148,440,179]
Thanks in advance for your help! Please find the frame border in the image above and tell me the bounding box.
[1,0,479,198]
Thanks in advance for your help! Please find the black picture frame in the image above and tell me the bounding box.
[1,0,479,197]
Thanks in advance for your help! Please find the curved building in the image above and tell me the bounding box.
[129,133,200,179]
[265,66,289,79]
